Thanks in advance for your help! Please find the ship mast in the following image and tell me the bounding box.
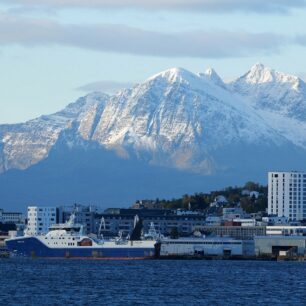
[98,216,106,238]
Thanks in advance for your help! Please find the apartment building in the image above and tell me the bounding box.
[26,206,57,235]
[268,171,306,221]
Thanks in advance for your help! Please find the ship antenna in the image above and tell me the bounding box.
[67,210,76,225]
[134,214,139,228]
[98,216,106,238]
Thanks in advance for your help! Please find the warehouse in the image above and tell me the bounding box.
[255,236,306,256]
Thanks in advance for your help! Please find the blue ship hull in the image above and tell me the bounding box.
[6,237,155,259]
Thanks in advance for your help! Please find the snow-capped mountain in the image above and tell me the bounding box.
[232,63,306,120]
[1,64,306,208]
[231,63,306,148]
[0,92,109,172]
[1,64,305,173]
[89,67,292,173]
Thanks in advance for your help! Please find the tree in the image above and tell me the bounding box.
[244,181,260,191]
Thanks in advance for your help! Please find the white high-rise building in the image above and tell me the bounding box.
[26,206,57,235]
[268,171,306,221]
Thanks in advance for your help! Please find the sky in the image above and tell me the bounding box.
[1,0,306,123]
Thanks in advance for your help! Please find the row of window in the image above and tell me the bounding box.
[163,241,242,245]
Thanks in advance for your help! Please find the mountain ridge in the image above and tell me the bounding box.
[1,63,306,172]
[1,64,306,209]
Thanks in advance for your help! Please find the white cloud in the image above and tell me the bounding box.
[2,0,306,13]
[0,14,287,58]
[77,80,134,93]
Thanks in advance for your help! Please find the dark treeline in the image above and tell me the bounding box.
[155,182,268,214]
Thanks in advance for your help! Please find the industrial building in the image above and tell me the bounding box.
[266,225,306,236]
[194,225,266,240]
[255,236,306,256]
[158,237,244,257]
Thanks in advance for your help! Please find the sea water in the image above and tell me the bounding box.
[0,259,305,305]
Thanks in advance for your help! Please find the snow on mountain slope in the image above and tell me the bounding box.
[0,92,108,172]
[199,67,226,89]
[231,63,306,148]
[231,63,306,118]
[90,67,287,172]
[0,64,305,176]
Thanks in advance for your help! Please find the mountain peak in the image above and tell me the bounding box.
[251,62,266,71]
[147,67,198,84]
[199,68,224,87]
[244,63,274,84]
[204,67,218,77]
[146,67,228,90]
[236,63,301,86]
[230,63,306,123]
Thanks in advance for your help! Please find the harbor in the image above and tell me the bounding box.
[2,174,306,261]
[3,216,306,261]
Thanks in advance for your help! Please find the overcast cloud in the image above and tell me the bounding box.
[2,0,306,13]
[0,14,288,58]
[295,34,306,45]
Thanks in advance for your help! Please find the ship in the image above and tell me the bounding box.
[5,214,157,259]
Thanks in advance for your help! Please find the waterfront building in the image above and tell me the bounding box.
[262,215,289,225]
[58,204,97,235]
[96,208,205,237]
[26,206,57,235]
[232,218,257,227]
[175,209,200,216]
[0,209,23,224]
[205,216,222,226]
[265,225,306,236]
[194,225,266,240]
[250,211,266,221]
[255,236,306,256]
[131,200,162,210]
[268,171,306,221]
[222,207,246,221]
[158,237,244,257]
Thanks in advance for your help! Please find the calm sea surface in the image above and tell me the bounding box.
[0,259,305,305]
